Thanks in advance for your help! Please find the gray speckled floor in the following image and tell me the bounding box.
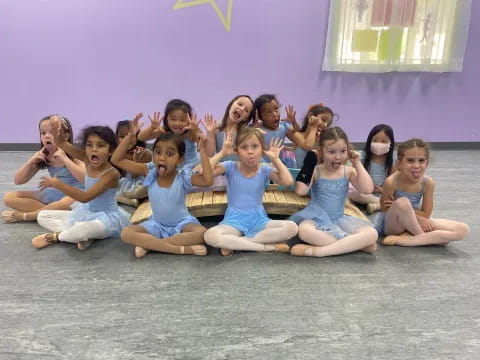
[0,150,479,360]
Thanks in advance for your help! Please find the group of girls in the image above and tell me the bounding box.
[1,94,470,257]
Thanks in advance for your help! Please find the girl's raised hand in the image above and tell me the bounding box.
[50,116,69,144]
[130,113,144,135]
[201,114,217,133]
[39,176,57,190]
[184,113,201,133]
[285,105,297,125]
[264,138,284,161]
[349,149,361,166]
[31,147,48,165]
[148,112,164,132]
[221,131,235,156]
[132,146,145,162]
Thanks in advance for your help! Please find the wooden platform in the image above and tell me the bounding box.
[130,189,367,224]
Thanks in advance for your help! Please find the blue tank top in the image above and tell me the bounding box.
[48,166,84,190]
[310,166,349,221]
[394,176,425,210]
[85,168,118,212]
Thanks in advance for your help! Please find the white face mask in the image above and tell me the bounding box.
[370,142,390,155]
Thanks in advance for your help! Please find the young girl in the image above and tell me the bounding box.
[204,128,298,255]
[204,95,255,162]
[294,104,335,168]
[348,124,396,214]
[254,94,323,168]
[138,99,202,169]
[380,138,469,246]
[2,115,85,223]
[111,115,214,258]
[115,119,152,207]
[290,127,378,257]
[32,119,130,250]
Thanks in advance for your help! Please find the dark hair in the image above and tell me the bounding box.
[218,95,254,132]
[79,126,117,152]
[163,99,192,134]
[363,124,395,176]
[397,138,430,161]
[319,126,351,150]
[152,133,186,158]
[300,105,335,132]
[38,114,75,169]
[253,94,278,121]
[115,119,146,148]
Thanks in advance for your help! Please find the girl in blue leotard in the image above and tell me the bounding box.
[2,115,85,223]
[290,126,378,257]
[32,118,129,250]
[380,138,469,246]
[137,99,203,169]
[204,127,298,255]
[111,114,214,258]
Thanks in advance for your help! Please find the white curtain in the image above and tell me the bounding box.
[322,0,472,72]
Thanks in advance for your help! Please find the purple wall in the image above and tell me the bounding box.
[1,0,478,143]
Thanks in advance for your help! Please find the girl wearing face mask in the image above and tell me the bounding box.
[348,124,396,214]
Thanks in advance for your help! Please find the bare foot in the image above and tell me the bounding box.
[135,246,149,258]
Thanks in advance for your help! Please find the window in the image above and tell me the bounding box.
[322,0,472,72]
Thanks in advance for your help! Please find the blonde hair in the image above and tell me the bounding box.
[235,127,266,149]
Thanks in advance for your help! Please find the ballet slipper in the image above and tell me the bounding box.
[360,242,378,253]
[32,232,59,249]
[290,244,315,257]
[1,210,27,223]
[220,248,233,256]
[190,245,207,256]
[134,246,149,258]
[77,240,94,251]
[116,195,140,208]
[275,243,290,253]
[382,232,410,246]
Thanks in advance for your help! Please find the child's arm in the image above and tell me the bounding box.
[349,150,374,195]
[202,114,217,157]
[416,177,435,219]
[191,137,214,187]
[289,115,321,151]
[266,138,293,187]
[137,112,165,141]
[39,168,119,203]
[209,132,235,176]
[50,116,86,162]
[380,176,395,212]
[111,115,149,177]
[13,149,47,184]
[294,151,317,196]
[53,149,86,183]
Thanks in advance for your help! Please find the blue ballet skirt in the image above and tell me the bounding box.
[67,170,130,237]
[139,163,200,239]
[289,166,373,240]
[33,166,84,204]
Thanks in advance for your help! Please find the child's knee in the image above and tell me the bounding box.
[298,221,314,240]
[3,191,16,207]
[363,227,378,243]
[456,222,470,240]
[393,197,412,211]
[121,226,136,244]
[204,228,221,248]
[283,221,299,238]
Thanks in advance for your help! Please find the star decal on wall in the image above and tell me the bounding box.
[173,0,233,32]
